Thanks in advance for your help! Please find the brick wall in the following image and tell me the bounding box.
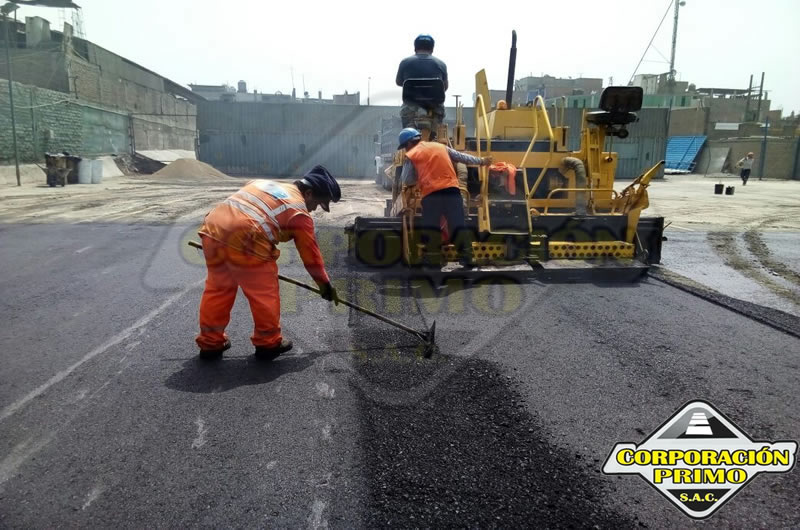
[0,78,82,163]
[0,48,69,93]
[705,97,772,123]
[669,107,709,136]
[707,137,799,179]
[4,28,196,155]
[131,93,196,151]
[66,55,102,102]
[132,118,195,151]
[0,78,133,163]
[64,52,199,151]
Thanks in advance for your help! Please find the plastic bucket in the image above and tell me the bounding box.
[78,160,93,184]
[91,159,103,184]
[725,186,735,195]
[714,183,724,195]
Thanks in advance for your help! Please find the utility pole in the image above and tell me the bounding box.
[755,71,765,122]
[367,77,370,106]
[2,5,21,186]
[2,1,76,186]
[758,117,769,180]
[668,1,685,87]
[744,74,753,122]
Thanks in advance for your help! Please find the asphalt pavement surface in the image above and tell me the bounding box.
[1,221,798,528]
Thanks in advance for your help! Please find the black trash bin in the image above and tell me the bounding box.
[64,153,82,184]
[45,153,68,187]
[714,183,724,195]
[45,152,82,186]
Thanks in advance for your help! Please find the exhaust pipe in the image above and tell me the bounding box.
[505,30,517,107]
[560,157,588,215]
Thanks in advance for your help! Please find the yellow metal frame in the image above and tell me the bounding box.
[389,67,663,265]
[475,94,492,233]
[523,97,565,210]
[542,188,620,215]
[548,241,635,259]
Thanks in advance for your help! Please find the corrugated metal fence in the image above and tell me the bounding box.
[556,107,668,179]
[197,102,666,179]
[198,103,397,177]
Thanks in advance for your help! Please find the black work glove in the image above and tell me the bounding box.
[318,282,340,306]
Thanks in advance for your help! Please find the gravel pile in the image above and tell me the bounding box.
[151,159,233,183]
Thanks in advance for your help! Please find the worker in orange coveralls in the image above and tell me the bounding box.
[195,165,341,361]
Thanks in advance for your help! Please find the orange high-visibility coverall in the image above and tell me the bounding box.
[195,180,330,350]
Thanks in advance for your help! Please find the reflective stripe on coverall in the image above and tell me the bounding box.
[196,180,329,349]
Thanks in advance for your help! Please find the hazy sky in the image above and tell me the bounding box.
[14,0,800,114]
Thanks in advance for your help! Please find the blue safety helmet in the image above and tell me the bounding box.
[398,128,422,149]
[414,34,435,50]
[298,165,340,212]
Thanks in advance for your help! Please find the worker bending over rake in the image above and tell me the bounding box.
[195,166,341,360]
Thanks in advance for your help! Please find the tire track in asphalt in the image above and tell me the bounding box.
[707,232,800,309]
[743,216,800,289]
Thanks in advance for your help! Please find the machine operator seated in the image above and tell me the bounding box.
[396,34,448,136]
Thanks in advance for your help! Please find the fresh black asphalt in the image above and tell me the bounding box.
[0,221,798,528]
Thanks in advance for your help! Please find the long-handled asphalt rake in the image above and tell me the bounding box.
[188,240,437,357]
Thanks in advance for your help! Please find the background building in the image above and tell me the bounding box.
[487,74,603,107]
[1,16,199,162]
[189,81,360,105]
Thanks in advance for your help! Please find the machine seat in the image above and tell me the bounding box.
[586,86,644,126]
[402,78,445,110]
[586,110,638,126]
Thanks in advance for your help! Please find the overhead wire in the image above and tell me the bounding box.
[650,45,672,64]
[628,0,674,84]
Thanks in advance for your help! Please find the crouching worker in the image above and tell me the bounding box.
[195,165,341,360]
[398,127,492,267]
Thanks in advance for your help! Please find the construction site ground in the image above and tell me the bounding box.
[2,172,798,316]
[1,171,798,527]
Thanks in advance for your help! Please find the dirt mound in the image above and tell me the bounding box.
[151,159,232,182]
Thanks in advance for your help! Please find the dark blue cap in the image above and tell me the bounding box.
[300,165,340,211]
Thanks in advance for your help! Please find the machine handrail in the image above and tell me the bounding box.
[525,96,556,200]
[543,187,619,215]
[475,94,492,228]
[519,96,542,169]
[539,97,556,200]
[475,94,492,156]
[537,96,555,140]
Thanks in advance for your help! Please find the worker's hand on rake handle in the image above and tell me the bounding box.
[319,282,340,306]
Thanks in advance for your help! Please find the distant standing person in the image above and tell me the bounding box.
[736,152,755,185]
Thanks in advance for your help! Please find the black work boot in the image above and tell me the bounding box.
[255,339,293,361]
[198,339,231,360]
